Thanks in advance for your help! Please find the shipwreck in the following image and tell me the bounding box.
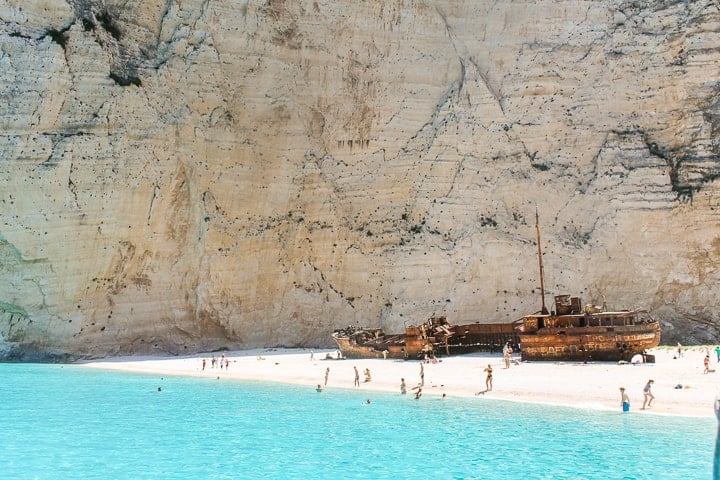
[332,211,661,362]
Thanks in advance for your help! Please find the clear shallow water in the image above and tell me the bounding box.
[1,364,714,480]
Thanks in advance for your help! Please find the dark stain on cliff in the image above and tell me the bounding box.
[45,28,70,50]
[96,10,122,40]
[109,72,142,87]
[645,138,696,203]
[68,1,142,87]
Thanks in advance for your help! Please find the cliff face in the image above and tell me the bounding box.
[1,0,719,359]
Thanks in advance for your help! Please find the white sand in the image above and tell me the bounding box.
[79,346,720,418]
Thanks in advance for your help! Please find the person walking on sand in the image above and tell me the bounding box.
[641,379,654,409]
[324,367,330,386]
[353,366,360,387]
[484,364,493,392]
[620,387,630,412]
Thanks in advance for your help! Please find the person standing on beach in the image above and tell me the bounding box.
[620,387,630,412]
[400,378,407,395]
[420,363,425,386]
[704,355,711,374]
[716,346,720,362]
[484,364,493,392]
[641,379,654,409]
[677,342,682,358]
[324,367,330,386]
[354,366,360,387]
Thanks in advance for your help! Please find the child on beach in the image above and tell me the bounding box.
[641,379,654,409]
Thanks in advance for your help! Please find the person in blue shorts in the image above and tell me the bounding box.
[620,387,630,412]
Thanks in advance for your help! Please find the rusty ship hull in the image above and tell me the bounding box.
[332,318,519,360]
[516,307,661,362]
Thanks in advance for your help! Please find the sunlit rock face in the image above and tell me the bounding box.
[1,0,719,360]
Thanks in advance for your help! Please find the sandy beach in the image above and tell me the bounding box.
[80,346,720,418]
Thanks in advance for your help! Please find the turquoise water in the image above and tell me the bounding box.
[1,364,714,479]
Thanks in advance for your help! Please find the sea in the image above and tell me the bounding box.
[1,363,715,480]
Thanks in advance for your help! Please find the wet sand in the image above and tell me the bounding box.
[80,346,720,417]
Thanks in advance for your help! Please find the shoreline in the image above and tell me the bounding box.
[79,346,720,418]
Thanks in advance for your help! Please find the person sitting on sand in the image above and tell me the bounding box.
[364,368,372,382]
[641,379,654,409]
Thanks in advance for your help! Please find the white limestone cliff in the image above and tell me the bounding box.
[1,0,719,359]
